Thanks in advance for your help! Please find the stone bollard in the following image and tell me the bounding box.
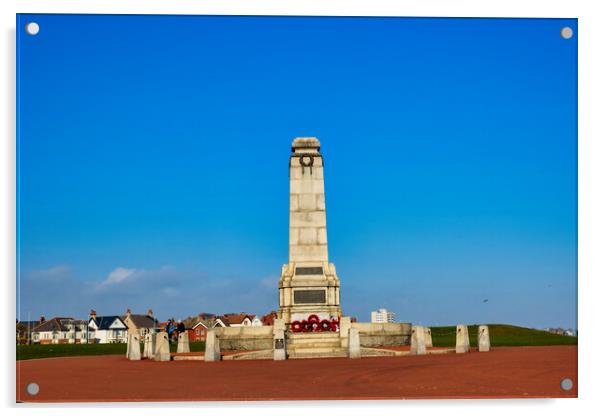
[127,333,141,360]
[177,331,190,353]
[348,327,361,359]
[410,326,427,355]
[425,327,433,348]
[455,325,470,353]
[478,325,490,352]
[273,328,287,360]
[339,317,351,349]
[153,332,171,361]
[143,333,156,359]
[204,330,221,362]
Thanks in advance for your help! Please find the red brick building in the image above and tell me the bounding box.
[261,311,279,326]
[188,320,210,342]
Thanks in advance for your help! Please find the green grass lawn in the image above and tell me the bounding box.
[430,324,578,347]
[17,341,206,361]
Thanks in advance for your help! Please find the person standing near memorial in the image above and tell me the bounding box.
[165,319,175,343]
[177,320,185,335]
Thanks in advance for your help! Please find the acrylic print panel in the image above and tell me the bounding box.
[16,14,577,402]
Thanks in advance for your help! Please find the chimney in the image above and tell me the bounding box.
[147,309,153,318]
[125,308,132,318]
[39,315,45,323]
[89,310,97,319]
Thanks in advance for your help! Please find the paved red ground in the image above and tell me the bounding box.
[16,346,577,402]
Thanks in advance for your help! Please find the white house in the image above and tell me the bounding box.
[213,313,254,327]
[88,313,128,344]
[122,309,159,338]
[213,319,225,328]
[31,317,88,344]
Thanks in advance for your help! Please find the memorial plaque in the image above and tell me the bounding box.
[294,289,326,304]
[295,267,323,275]
[275,339,284,349]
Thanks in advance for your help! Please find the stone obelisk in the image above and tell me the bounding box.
[279,137,342,324]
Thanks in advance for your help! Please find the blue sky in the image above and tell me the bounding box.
[17,15,577,328]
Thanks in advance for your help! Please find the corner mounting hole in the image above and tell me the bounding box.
[560,27,573,39]
[26,382,39,395]
[26,22,40,36]
[560,378,573,391]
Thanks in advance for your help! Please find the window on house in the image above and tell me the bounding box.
[196,329,200,335]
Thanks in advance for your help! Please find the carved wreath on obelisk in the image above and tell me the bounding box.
[299,154,314,174]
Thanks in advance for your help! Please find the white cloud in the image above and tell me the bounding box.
[27,265,71,279]
[102,267,137,285]
[19,264,282,321]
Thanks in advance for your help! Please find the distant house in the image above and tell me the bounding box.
[545,327,576,337]
[31,317,88,344]
[180,312,215,332]
[214,313,254,327]
[546,327,567,336]
[260,311,279,326]
[88,311,128,344]
[197,312,216,321]
[16,317,43,344]
[122,308,159,338]
[189,320,211,342]
[213,318,227,328]
[249,314,263,327]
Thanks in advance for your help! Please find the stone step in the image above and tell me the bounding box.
[288,349,348,359]
[288,336,341,342]
[288,332,340,339]
[172,353,204,361]
[287,335,341,345]
[287,341,341,350]
[359,347,399,357]
[222,349,273,361]
[287,346,346,354]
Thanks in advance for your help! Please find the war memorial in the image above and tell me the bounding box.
[127,137,489,362]
[205,137,417,360]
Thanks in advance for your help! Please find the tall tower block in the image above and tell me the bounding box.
[279,137,342,324]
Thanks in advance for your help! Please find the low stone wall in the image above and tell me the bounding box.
[214,326,274,351]
[351,322,412,347]
[212,322,411,351]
